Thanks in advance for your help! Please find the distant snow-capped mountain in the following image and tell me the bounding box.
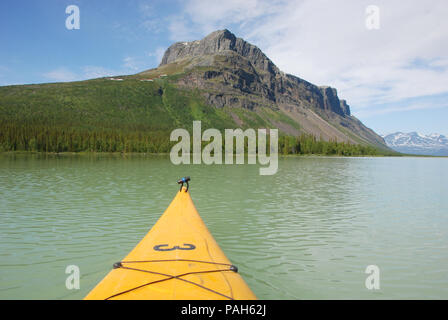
[382,132,448,156]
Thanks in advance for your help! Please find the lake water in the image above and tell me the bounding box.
[0,154,447,299]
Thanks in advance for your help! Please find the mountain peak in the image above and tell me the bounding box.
[206,29,235,40]
[155,29,358,117]
[147,29,389,147]
[159,29,277,74]
[159,29,237,66]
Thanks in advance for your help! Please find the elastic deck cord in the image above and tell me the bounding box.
[104,259,238,300]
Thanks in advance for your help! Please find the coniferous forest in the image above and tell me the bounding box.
[0,123,383,156]
[0,78,393,156]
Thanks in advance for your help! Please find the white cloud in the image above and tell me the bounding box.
[122,55,154,73]
[166,0,285,41]
[43,67,80,82]
[169,0,448,115]
[42,55,154,83]
[139,2,154,17]
[43,66,119,83]
[82,66,117,78]
[167,18,198,41]
[183,0,283,35]
[356,100,448,118]
[147,47,166,65]
[138,1,164,34]
[123,56,140,72]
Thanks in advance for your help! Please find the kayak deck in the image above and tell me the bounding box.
[84,186,256,300]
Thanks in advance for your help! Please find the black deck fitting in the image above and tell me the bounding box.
[177,176,190,192]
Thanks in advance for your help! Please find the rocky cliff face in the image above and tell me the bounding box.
[160,29,279,75]
[318,86,349,116]
[160,30,350,115]
[142,29,385,147]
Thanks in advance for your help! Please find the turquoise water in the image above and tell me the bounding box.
[0,154,447,299]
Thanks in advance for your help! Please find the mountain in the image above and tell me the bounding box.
[382,132,448,156]
[0,29,390,154]
[138,29,387,148]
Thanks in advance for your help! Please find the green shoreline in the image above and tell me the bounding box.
[1,150,445,158]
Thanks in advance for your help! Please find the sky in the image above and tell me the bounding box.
[1,0,447,137]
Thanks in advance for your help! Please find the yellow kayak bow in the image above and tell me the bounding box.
[85,177,256,300]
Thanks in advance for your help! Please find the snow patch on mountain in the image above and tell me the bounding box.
[382,132,448,156]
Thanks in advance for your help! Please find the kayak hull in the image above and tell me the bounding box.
[84,187,256,300]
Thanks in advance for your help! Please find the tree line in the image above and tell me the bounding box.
[278,135,380,156]
[0,123,382,155]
